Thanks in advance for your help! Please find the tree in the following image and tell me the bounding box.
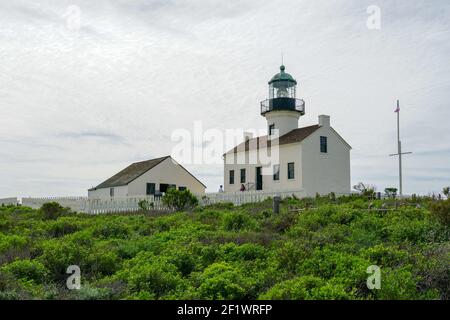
[40,202,69,220]
[385,188,398,199]
[353,182,376,197]
[442,187,449,199]
[162,188,198,211]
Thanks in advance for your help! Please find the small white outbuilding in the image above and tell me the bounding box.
[88,156,206,200]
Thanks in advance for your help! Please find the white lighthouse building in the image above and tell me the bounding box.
[223,65,351,196]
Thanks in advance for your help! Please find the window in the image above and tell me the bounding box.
[269,124,275,136]
[159,184,169,193]
[240,168,246,183]
[288,162,295,180]
[320,136,328,153]
[110,188,114,197]
[229,170,235,184]
[273,165,280,181]
[146,183,156,195]
[179,186,187,191]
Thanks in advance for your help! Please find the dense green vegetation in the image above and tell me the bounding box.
[0,196,448,300]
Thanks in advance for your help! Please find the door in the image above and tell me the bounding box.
[256,167,263,191]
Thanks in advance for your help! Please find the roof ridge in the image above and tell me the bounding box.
[92,156,171,189]
[224,124,321,155]
[131,155,170,165]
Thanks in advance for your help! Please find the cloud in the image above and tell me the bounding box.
[58,131,129,144]
[0,0,449,196]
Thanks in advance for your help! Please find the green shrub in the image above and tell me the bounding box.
[74,285,112,300]
[92,221,131,239]
[197,262,249,300]
[117,252,185,299]
[138,200,154,211]
[0,234,28,254]
[47,218,82,237]
[219,243,267,261]
[1,260,48,283]
[0,196,447,300]
[162,188,198,211]
[430,199,450,226]
[372,267,436,300]
[38,240,89,280]
[40,202,69,220]
[222,212,257,232]
[361,245,410,268]
[298,247,370,288]
[260,275,352,300]
[86,249,120,276]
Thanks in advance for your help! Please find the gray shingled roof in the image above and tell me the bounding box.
[225,125,320,155]
[92,156,170,189]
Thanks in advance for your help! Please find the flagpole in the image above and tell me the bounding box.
[390,100,412,198]
[397,100,402,196]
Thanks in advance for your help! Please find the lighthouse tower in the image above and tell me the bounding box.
[260,65,305,137]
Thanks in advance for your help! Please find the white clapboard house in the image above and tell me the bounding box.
[88,156,206,199]
[223,65,351,196]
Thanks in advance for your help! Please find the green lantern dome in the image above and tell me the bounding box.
[268,65,297,85]
[260,64,305,117]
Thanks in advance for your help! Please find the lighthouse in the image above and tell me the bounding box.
[260,65,305,137]
[223,64,351,196]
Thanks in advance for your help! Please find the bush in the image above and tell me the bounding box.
[197,262,249,300]
[117,252,185,299]
[1,260,48,283]
[260,275,352,300]
[38,240,89,280]
[92,221,131,239]
[222,212,257,232]
[430,199,450,226]
[40,202,69,220]
[0,196,447,300]
[138,200,154,211]
[47,218,82,237]
[162,188,198,211]
[219,243,267,261]
[0,234,28,254]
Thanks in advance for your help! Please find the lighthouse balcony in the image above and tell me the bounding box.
[260,98,305,116]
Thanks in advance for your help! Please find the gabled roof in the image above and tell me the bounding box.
[225,125,320,155]
[92,156,170,190]
[91,156,207,190]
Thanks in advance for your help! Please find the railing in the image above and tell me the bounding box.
[260,98,305,115]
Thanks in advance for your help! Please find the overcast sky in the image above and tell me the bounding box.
[0,0,449,197]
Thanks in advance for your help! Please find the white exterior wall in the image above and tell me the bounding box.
[0,197,18,206]
[88,185,128,200]
[128,158,205,195]
[224,143,303,193]
[224,122,351,196]
[300,126,351,196]
[264,111,301,136]
[88,158,205,200]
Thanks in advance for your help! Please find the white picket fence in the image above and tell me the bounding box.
[22,197,89,213]
[19,189,307,214]
[0,197,19,206]
[199,190,307,206]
